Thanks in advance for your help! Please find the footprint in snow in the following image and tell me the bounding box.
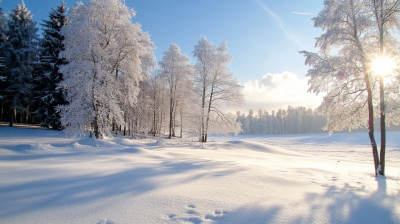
[187,209,198,215]
[205,209,228,220]
[188,204,196,208]
[214,210,228,215]
[97,218,115,224]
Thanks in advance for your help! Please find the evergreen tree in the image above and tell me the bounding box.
[34,2,68,129]
[0,0,8,122]
[3,1,39,126]
[0,1,6,48]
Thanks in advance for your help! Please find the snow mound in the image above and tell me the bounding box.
[113,138,137,146]
[72,137,118,148]
[215,139,299,155]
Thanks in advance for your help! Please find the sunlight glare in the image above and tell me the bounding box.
[371,55,396,77]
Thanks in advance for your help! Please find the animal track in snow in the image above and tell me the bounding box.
[97,218,115,224]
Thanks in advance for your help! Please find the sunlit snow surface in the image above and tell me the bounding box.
[0,127,399,224]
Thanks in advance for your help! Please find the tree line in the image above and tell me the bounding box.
[237,107,327,135]
[0,0,243,142]
[236,106,400,135]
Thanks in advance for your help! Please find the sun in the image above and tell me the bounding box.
[371,55,396,77]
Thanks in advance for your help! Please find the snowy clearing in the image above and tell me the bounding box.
[0,127,399,224]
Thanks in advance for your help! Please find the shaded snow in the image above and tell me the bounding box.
[0,127,399,223]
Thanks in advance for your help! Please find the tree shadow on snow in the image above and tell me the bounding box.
[0,157,240,219]
[303,177,399,224]
[168,177,400,224]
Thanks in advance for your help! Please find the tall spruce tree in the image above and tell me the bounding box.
[34,2,68,129]
[0,0,8,122]
[3,1,39,126]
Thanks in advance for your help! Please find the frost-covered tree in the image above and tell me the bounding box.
[148,71,168,136]
[34,2,68,130]
[129,79,154,137]
[160,43,194,138]
[193,37,244,142]
[3,1,39,126]
[368,0,400,176]
[300,0,400,176]
[59,0,155,138]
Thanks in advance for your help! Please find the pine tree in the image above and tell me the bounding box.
[0,1,8,122]
[0,1,6,48]
[34,2,68,129]
[3,1,39,126]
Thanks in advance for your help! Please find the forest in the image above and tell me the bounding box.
[0,0,244,142]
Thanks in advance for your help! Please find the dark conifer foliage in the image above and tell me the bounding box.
[34,2,68,129]
[0,2,8,122]
[2,1,39,126]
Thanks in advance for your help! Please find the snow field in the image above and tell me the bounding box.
[0,127,399,223]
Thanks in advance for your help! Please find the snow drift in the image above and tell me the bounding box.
[0,127,399,224]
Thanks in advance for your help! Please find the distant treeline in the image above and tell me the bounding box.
[237,106,326,135]
[237,106,400,135]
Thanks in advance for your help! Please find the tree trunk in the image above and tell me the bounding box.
[9,107,14,127]
[128,120,131,136]
[94,117,100,139]
[379,77,386,175]
[169,97,173,139]
[200,77,206,142]
[377,0,386,176]
[180,108,183,138]
[350,0,380,176]
[366,73,380,176]
[25,105,29,124]
[204,80,215,143]
[173,104,178,137]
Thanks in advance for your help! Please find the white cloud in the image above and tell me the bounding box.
[242,71,322,112]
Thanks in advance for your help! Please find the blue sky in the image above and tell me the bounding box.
[1,0,324,111]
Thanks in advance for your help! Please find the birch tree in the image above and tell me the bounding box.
[369,0,400,175]
[193,37,244,142]
[301,0,400,176]
[160,43,194,138]
[59,0,155,138]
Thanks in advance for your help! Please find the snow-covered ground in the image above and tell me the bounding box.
[0,127,399,224]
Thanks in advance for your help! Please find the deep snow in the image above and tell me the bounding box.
[0,127,399,224]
